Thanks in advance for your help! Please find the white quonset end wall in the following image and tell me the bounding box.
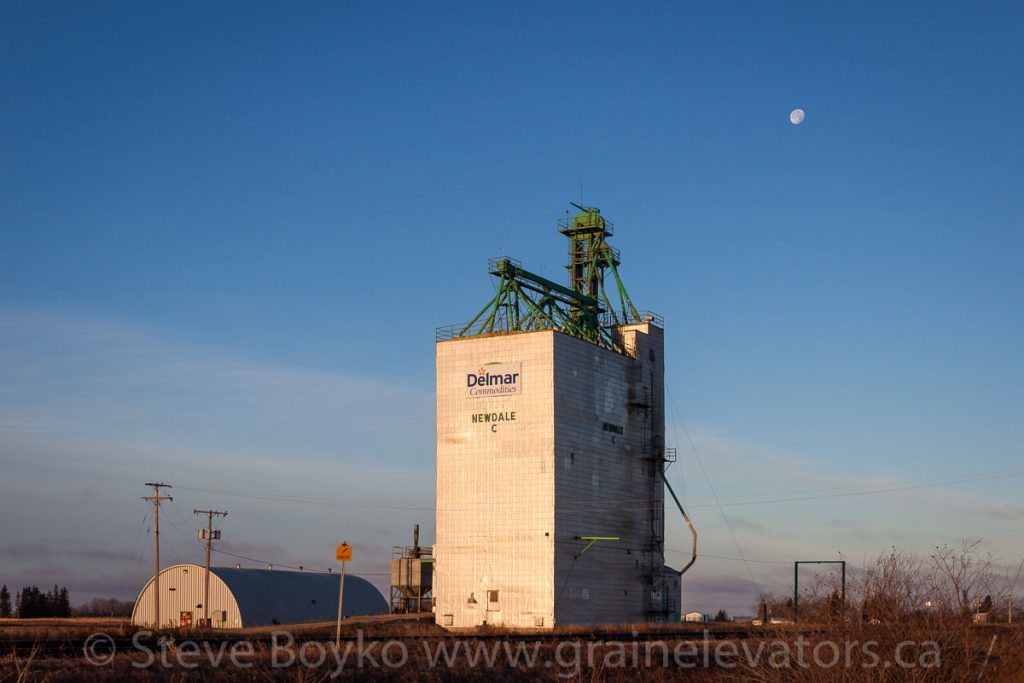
[132,564,244,628]
[434,323,665,629]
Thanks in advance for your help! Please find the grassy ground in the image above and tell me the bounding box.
[0,618,132,641]
[2,617,1023,681]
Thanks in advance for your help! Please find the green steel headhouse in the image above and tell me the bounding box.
[437,203,657,353]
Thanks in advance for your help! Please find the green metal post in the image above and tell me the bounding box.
[841,560,846,617]
[793,560,847,624]
[793,562,799,623]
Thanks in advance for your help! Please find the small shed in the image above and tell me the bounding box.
[131,564,387,628]
[662,566,682,622]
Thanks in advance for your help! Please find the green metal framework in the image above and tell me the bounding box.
[559,203,640,326]
[436,203,655,352]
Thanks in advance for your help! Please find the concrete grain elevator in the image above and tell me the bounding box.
[434,204,691,628]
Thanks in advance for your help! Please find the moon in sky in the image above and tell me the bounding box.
[790,108,805,125]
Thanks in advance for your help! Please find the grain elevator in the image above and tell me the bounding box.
[434,204,688,628]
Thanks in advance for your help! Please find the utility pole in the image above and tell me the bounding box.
[194,508,228,627]
[141,482,172,629]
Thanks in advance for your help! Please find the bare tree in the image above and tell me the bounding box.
[928,539,1000,618]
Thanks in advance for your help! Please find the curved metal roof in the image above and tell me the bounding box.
[133,564,388,627]
[210,566,386,626]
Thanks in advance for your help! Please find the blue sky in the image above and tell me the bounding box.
[1,1,1022,614]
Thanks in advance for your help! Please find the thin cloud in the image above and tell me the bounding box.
[0,305,434,468]
[0,541,141,563]
[986,506,1024,521]
[0,541,53,561]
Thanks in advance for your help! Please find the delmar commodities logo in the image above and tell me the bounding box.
[466,362,521,398]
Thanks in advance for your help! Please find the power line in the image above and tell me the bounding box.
[1010,556,1024,625]
[1010,556,1024,597]
[173,465,1024,516]
[667,387,761,596]
[117,510,149,595]
[665,393,689,504]
[169,509,837,574]
[161,537,198,563]
[209,547,389,576]
[702,469,1024,508]
[169,498,201,531]
[173,485,430,510]
[665,549,791,566]
[160,514,198,535]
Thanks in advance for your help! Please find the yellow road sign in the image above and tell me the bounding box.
[335,543,352,562]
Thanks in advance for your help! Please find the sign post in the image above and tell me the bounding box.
[335,542,352,650]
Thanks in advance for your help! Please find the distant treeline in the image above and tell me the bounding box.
[0,584,134,618]
[74,597,135,617]
[2,584,72,618]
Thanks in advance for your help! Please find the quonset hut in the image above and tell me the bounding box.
[131,564,388,628]
[434,204,694,629]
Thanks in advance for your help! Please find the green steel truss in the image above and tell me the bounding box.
[437,204,654,352]
[559,203,641,326]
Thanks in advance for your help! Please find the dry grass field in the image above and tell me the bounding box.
[2,616,1023,681]
[0,617,133,642]
[5,545,1024,682]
